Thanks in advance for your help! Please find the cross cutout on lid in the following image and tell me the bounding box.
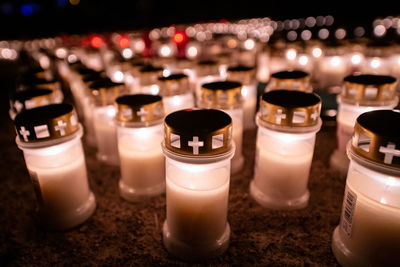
[137,108,148,122]
[379,142,400,164]
[19,126,30,141]
[188,136,204,155]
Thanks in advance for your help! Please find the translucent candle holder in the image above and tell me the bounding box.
[157,73,195,115]
[332,110,400,266]
[9,88,61,120]
[198,81,244,174]
[331,74,398,174]
[250,90,322,210]
[89,77,127,165]
[227,65,257,130]
[116,94,165,201]
[137,64,163,95]
[31,77,64,105]
[265,70,312,92]
[162,109,234,261]
[14,104,96,230]
[194,60,222,105]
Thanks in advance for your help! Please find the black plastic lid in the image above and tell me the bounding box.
[271,70,309,80]
[89,78,124,90]
[158,73,187,81]
[357,110,400,143]
[262,90,320,108]
[11,88,53,102]
[344,74,396,85]
[202,81,242,91]
[139,64,163,73]
[116,94,162,107]
[227,65,254,72]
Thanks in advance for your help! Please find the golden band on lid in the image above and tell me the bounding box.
[116,94,164,124]
[267,70,311,92]
[157,73,190,96]
[14,103,79,143]
[164,109,233,156]
[341,74,397,105]
[351,110,400,169]
[199,81,243,109]
[258,90,321,128]
[89,78,126,106]
[227,65,255,85]
[195,60,219,77]
[139,64,164,86]
[11,88,56,114]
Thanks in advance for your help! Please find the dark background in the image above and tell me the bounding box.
[0,0,398,40]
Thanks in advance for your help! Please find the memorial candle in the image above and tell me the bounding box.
[198,81,244,174]
[162,109,234,261]
[137,64,164,95]
[332,110,400,266]
[116,94,165,201]
[14,103,96,230]
[265,70,312,92]
[250,90,322,210]
[194,60,222,105]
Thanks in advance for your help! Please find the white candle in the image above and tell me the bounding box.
[118,126,165,200]
[332,110,400,266]
[162,109,234,261]
[163,93,195,115]
[14,104,96,230]
[317,55,348,89]
[93,105,119,165]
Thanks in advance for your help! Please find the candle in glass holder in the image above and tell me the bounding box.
[332,110,400,266]
[266,70,312,92]
[227,65,257,130]
[137,64,164,95]
[360,40,393,75]
[9,88,61,120]
[14,103,96,230]
[250,90,322,210]
[331,74,398,174]
[157,73,195,115]
[29,77,64,105]
[162,109,234,261]
[194,60,222,105]
[89,77,127,165]
[198,81,244,174]
[116,94,165,201]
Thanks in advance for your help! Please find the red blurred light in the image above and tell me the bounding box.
[118,35,130,48]
[90,35,103,48]
[173,32,186,44]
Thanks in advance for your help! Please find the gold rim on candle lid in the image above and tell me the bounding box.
[89,78,126,106]
[267,70,311,92]
[14,103,79,143]
[227,65,255,85]
[195,60,219,77]
[350,110,400,169]
[341,74,397,105]
[199,81,243,109]
[258,90,321,128]
[10,88,56,115]
[139,64,164,86]
[116,94,164,124]
[164,109,233,156]
[157,73,190,96]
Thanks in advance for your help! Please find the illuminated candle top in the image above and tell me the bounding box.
[10,88,56,117]
[157,73,190,96]
[116,94,164,125]
[226,65,255,85]
[138,64,164,86]
[350,110,400,169]
[200,81,243,109]
[14,103,79,144]
[195,59,220,77]
[341,74,398,105]
[267,70,312,92]
[258,90,321,131]
[164,109,233,157]
[88,77,126,106]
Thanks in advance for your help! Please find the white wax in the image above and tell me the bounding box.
[250,129,316,209]
[332,171,400,266]
[93,106,119,165]
[118,134,165,200]
[163,93,195,116]
[317,56,348,89]
[336,120,354,154]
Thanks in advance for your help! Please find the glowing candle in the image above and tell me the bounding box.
[198,81,244,174]
[250,90,322,210]
[162,109,234,261]
[194,60,222,104]
[30,77,64,105]
[14,104,96,230]
[317,55,348,89]
[89,78,127,165]
[331,74,398,174]
[332,110,400,266]
[157,73,195,115]
[9,88,61,120]
[227,65,257,130]
[116,94,165,201]
[266,70,312,92]
[360,40,393,75]
[137,64,164,95]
